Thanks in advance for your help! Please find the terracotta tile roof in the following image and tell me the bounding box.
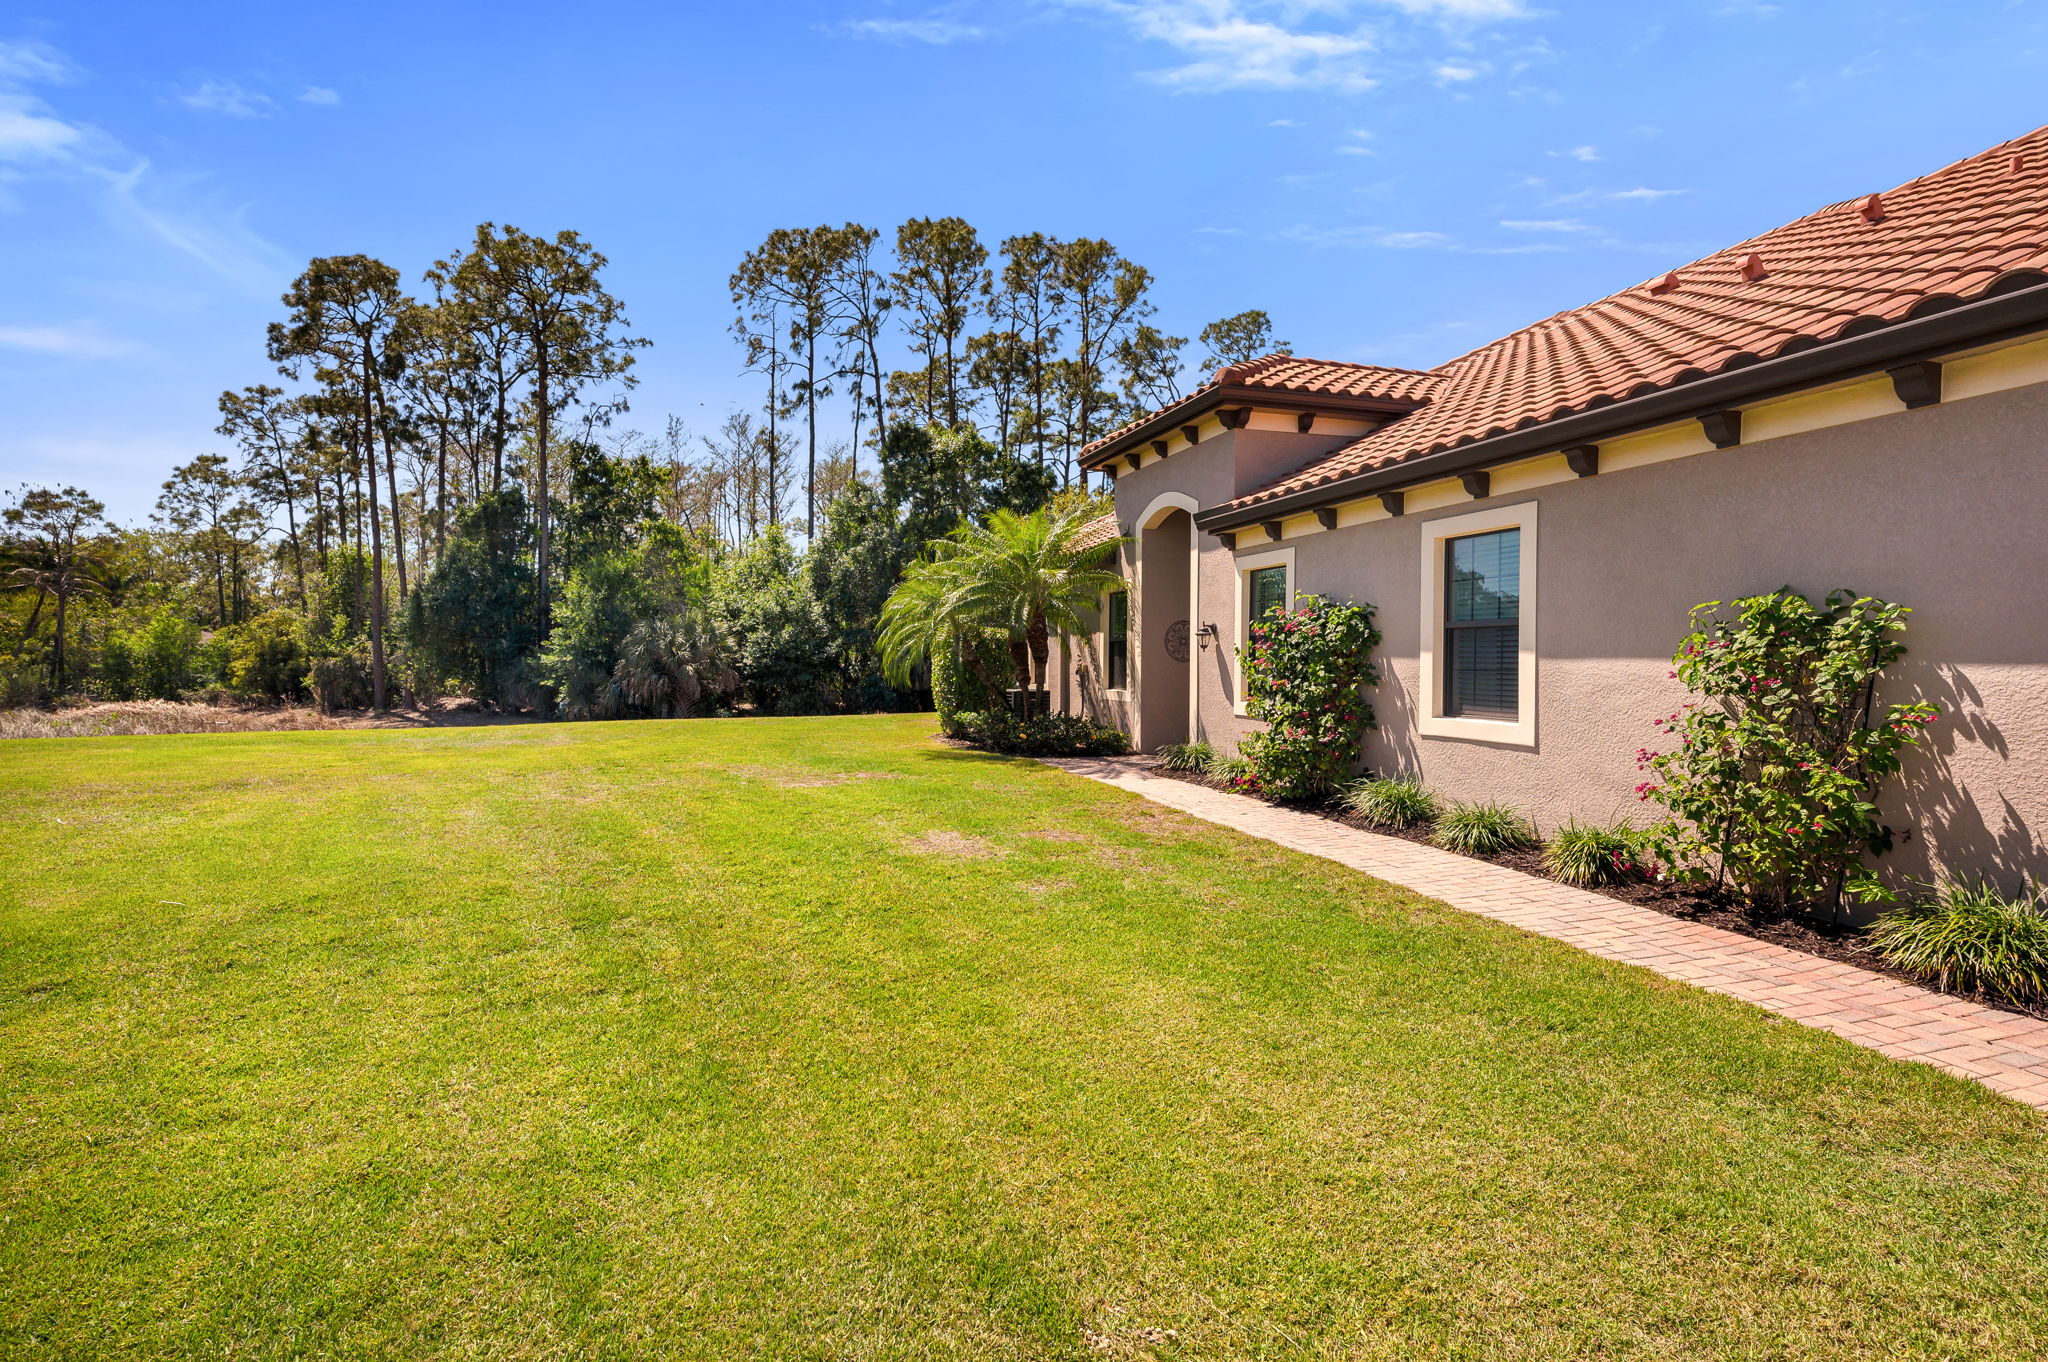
[1223,123,2048,513]
[1066,511,1120,551]
[1081,356,1440,461]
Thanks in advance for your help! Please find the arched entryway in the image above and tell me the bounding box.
[1135,494,1198,752]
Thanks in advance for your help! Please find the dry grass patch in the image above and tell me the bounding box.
[903,829,1004,859]
[0,701,345,740]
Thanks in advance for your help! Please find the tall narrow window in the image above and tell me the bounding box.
[1247,565,1289,625]
[1444,528,1520,719]
[1106,589,1129,689]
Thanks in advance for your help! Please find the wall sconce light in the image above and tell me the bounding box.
[1195,622,1219,650]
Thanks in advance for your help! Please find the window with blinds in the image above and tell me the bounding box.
[1444,528,1519,719]
[1106,589,1129,689]
[1248,565,1288,624]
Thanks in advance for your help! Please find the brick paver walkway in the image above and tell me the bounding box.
[1046,756,2048,1111]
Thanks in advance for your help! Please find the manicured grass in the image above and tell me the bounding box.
[3,714,2046,1360]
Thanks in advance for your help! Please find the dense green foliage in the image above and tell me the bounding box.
[7,716,2048,1358]
[1544,820,1646,887]
[945,709,1131,756]
[881,499,1119,724]
[1340,776,1439,829]
[1640,589,1938,909]
[1236,594,1381,800]
[1868,881,2048,1002]
[1154,740,1214,773]
[1432,801,1540,855]
[6,218,1276,725]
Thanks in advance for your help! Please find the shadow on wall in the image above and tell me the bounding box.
[1889,660,2046,891]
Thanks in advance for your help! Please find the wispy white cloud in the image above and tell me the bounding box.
[1549,143,1599,161]
[1546,184,1691,205]
[93,160,293,296]
[1193,225,1246,235]
[298,85,341,105]
[1053,1,1534,94]
[839,17,988,43]
[1380,0,1530,16]
[0,92,87,163]
[1500,217,1591,231]
[0,39,76,85]
[1281,223,1456,248]
[1268,117,1301,127]
[0,320,140,358]
[176,80,276,117]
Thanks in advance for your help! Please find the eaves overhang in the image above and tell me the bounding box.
[1194,274,2048,532]
[1080,385,1427,471]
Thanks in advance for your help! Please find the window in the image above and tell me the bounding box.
[1444,528,1519,718]
[1105,589,1129,690]
[1248,565,1289,626]
[1231,547,1294,715]
[1417,502,1536,746]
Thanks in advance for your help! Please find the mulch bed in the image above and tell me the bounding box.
[1144,765,2044,1020]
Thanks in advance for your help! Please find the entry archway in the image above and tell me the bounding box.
[1133,492,1199,751]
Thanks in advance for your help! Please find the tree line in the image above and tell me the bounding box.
[3,216,1287,720]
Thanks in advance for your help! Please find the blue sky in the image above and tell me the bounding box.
[3,0,2045,521]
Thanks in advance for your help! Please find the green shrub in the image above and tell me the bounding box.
[1237,594,1381,800]
[226,610,310,702]
[128,607,199,701]
[1205,752,1252,787]
[1341,777,1438,829]
[1867,882,2048,1003]
[1432,801,1537,855]
[1156,741,1214,773]
[952,709,1130,758]
[1641,588,1937,909]
[1544,820,1644,886]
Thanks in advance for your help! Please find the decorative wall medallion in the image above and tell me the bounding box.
[1164,619,1191,663]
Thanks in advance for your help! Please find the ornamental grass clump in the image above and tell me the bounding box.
[1432,801,1537,856]
[1236,594,1381,801]
[1867,882,2048,1004]
[1544,820,1645,887]
[1156,741,1214,773]
[1341,777,1438,829]
[1637,588,1938,911]
[1205,752,1253,787]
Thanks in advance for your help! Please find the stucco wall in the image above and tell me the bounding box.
[1092,378,2048,890]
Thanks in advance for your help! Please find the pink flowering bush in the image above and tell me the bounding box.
[1639,588,1938,910]
[1236,594,1381,801]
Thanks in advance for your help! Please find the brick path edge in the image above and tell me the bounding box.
[1043,756,2048,1112]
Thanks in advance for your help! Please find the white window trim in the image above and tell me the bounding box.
[1231,545,1295,718]
[1101,584,1130,697]
[1417,501,1538,748]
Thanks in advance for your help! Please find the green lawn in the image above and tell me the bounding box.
[3,714,2046,1360]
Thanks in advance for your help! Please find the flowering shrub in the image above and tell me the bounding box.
[1236,594,1380,801]
[1639,588,1938,910]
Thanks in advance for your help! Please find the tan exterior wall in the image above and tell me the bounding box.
[1072,375,2048,891]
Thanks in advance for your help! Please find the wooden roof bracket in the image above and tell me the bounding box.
[1698,410,1743,448]
[1562,443,1600,477]
[1888,360,1944,409]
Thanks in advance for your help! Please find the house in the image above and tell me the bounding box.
[1053,123,2048,889]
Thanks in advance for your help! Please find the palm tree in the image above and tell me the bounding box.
[880,503,1124,698]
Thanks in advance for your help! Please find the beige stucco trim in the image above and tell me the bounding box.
[1230,545,1295,718]
[1416,501,1539,749]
